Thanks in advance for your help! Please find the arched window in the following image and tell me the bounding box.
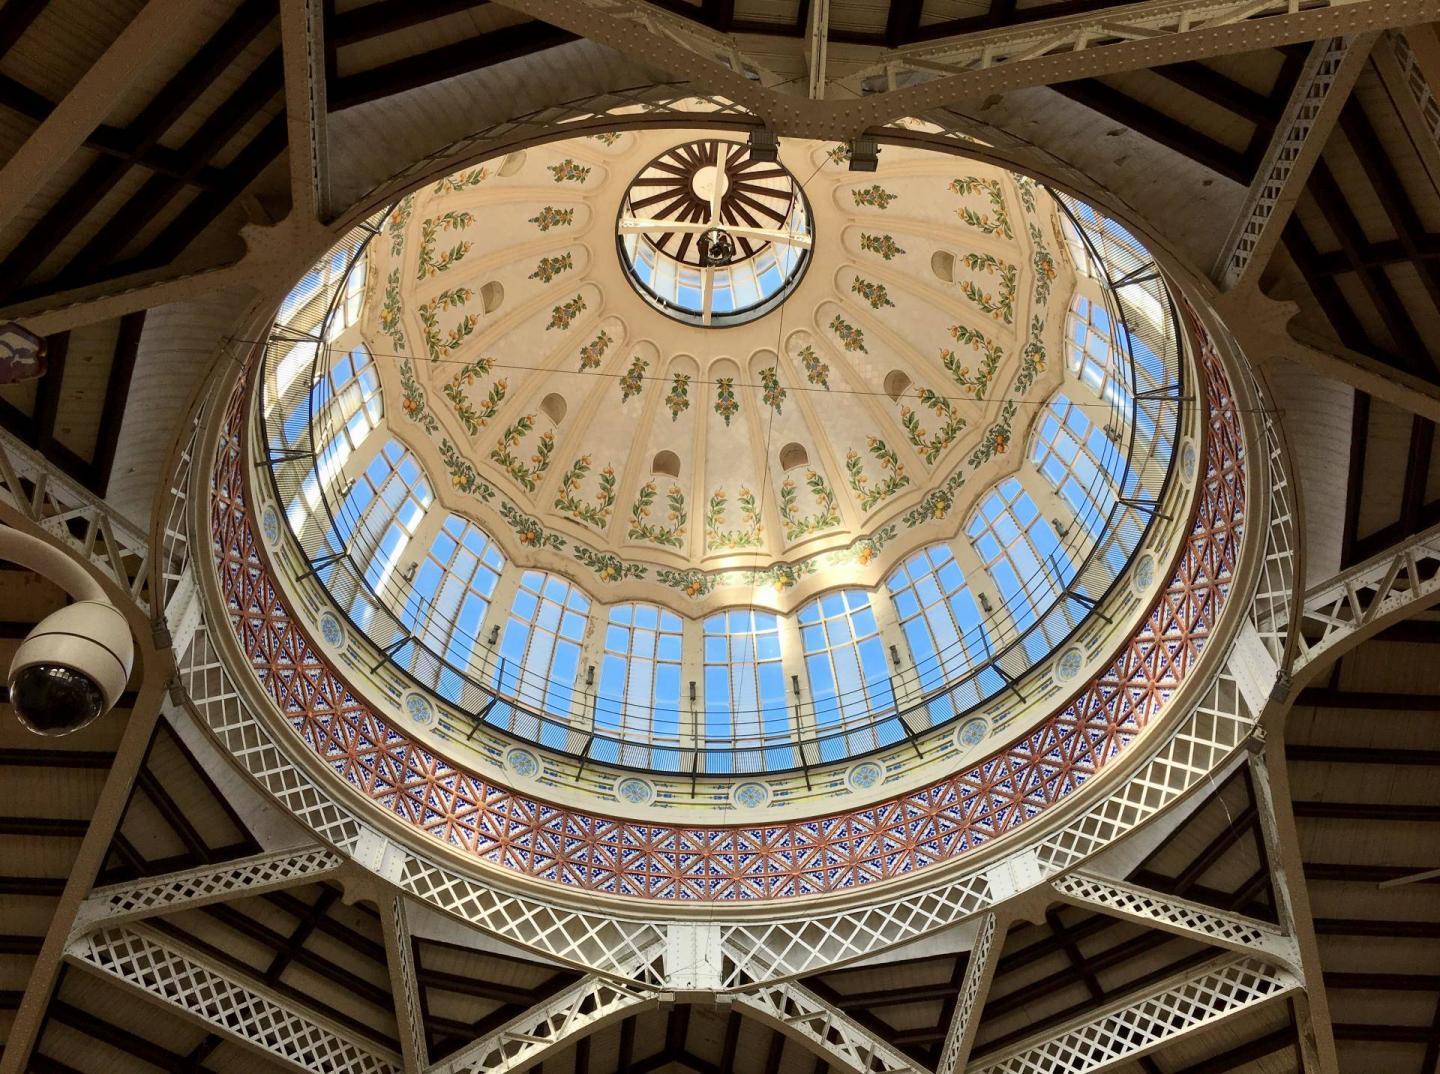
[401,514,505,695]
[967,478,1078,660]
[798,590,896,756]
[1066,295,1126,406]
[652,450,680,477]
[886,546,989,696]
[1030,391,1124,543]
[778,442,808,471]
[495,571,589,726]
[703,610,788,768]
[596,603,683,743]
[326,439,432,595]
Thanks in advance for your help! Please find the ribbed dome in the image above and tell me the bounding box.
[360,127,1087,610]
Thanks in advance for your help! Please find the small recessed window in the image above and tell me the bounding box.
[884,370,911,403]
[540,393,567,425]
[652,450,681,477]
[481,281,504,314]
[498,151,526,177]
[931,250,955,283]
[779,442,808,471]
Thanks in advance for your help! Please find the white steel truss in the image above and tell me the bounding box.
[1050,871,1300,973]
[968,955,1300,1074]
[735,979,930,1074]
[936,913,1001,1074]
[1289,520,1440,679]
[0,425,151,614]
[1215,35,1375,291]
[67,924,403,1074]
[428,964,661,1074]
[70,845,343,932]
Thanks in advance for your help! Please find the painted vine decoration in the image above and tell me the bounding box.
[826,144,851,165]
[901,388,966,465]
[714,377,739,425]
[665,373,691,420]
[759,366,786,413]
[1029,222,1058,307]
[850,277,895,310]
[1016,313,1048,394]
[851,185,897,210]
[441,357,506,436]
[433,167,488,194]
[529,252,575,284]
[902,469,967,526]
[397,359,437,433]
[704,487,763,550]
[969,399,1018,467]
[547,295,587,330]
[846,438,910,510]
[553,455,617,530]
[859,233,905,261]
[417,287,477,362]
[380,268,406,352]
[829,314,867,353]
[944,325,1004,400]
[489,414,556,491]
[578,329,612,371]
[591,132,621,146]
[959,254,1017,324]
[529,206,575,232]
[574,545,646,582]
[797,345,830,389]
[548,159,591,183]
[779,469,841,540]
[620,355,648,402]
[1015,174,1038,214]
[950,177,1012,239]
[628,481,687,548]
[500,501,565,549]
[438,437,495,499]
[655,567,715,599]
[386,194,413,257]
[415,211,474,280]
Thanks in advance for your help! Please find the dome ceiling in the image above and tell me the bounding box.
[370,128,1073,611]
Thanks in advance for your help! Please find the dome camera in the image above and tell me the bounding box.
[7,600,134,736]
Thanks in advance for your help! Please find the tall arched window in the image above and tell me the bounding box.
[1066,295,1128,408]
[967,478,1077,661]
[596,603,683,744]
[1030,391,1124,543]
[886,546,990,699]
[401,514,505,696]
[495,571,589,728]
[703,610,788,768]
[798,590,897,758]
[325,439,432,596]
[282,345,384,530]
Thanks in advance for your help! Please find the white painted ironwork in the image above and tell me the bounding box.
[380,894,429,1074]
[935,912,1001,1074]
[1216,36,1369,290]
[1291,520,1440,677]
[969,955,1300,1074]
[736,978,929,1074]
[1392,29,1440,143]
[0,425,151,613]
[428,964,660,1074]
[72,845,343,932]
[69,924,403,1074]
[1051,871,1299,971]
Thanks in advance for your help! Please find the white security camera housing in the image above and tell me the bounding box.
[8,600,135,736]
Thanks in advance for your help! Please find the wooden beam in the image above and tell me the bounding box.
[0,0,209,226]
[0,0,47,57]
[329,20,578,110]
[330,0,490,45]
[1341,390,1370,566]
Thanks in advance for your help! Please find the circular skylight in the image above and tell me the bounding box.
[617,139,811,327]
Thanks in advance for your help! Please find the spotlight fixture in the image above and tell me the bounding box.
[747,128,779,162]
[847,136,879,172]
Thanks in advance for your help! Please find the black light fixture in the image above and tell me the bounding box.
[847,136,880,172]
[698,228,736,267]
[747,128,779,162]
